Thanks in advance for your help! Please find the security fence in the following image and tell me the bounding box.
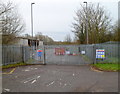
[94,43,119,63]
[44,43,119,65]
[2,42,119,66]
[2,45,31,66]
[2,45,45,66]
[78,43,119,64]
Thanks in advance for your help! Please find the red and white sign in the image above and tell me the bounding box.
[55,48,65,55]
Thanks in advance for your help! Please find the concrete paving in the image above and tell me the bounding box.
[2,65,118,92]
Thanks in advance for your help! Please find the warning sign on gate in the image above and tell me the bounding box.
[37,49,43,57]
[96,49,105,59]
[55,48,65,55]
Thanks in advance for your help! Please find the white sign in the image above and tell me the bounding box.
[81,51,85,55]
[66,51,70,55]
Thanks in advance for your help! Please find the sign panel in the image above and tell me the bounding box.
[55,48,65,55]
[96,49,105,59]
[81,51,85,55]
[37,49,43,57]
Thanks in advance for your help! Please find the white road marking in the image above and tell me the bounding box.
[31,80,36,84]
[23,75,40,84]
[23,78,36,83]
[24,70,30,72]
[37,76,40,78]
[24,80,31,83]
[64,84,67,86]
[4,89,10,92]
[73,73,75,76]
[47,81,55,86]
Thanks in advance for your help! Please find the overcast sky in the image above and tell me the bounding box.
[2,0,119,41]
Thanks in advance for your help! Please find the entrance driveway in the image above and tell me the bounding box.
[2,65,118,92]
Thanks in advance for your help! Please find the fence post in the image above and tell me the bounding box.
[93,44,96,64]
[43,45,46,65]
[22,46,25,63]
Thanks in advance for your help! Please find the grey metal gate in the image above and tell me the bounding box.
[44,45,91,65]
[25,46,45,65]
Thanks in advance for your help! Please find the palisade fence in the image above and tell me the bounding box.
[79,43,119,64]
[2,45,31,66]
[44,43,119,65]
[1,42,120,66]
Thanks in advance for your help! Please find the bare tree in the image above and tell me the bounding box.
[0,2,25,44]
[111,21,119,41]
[35,32,43,41]
[35,32,54,45]
[72,3,111,44]
[64,34,72,43]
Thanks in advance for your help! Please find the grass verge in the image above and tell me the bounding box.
[92,63,120,72]
[1,62,32,69]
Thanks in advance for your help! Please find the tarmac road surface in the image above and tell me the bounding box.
[2,65,118,92]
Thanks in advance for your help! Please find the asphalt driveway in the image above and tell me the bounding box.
[2,65,118,92]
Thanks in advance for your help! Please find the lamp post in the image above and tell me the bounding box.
[83,1,88,44]
[31,3,35,58]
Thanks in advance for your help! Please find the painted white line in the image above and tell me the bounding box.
[73,73,75,76]
[47,81,55,86]
[23,75,40,83]
[24,70,30,72]
[24,78,35,83]
[4,89,10,92]
[24,80,29,83]
[31,80,36,84]
[37,76,40,78]
[63,84,67,87]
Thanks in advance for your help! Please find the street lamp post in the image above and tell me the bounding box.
[83,1,88,44]
[31,3,35,58]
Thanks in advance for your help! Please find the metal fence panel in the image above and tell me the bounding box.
[2,45,31,66]
[95,44,119,63]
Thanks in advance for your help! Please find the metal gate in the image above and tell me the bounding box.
[25,46,45,65]
[44,45,91,65]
